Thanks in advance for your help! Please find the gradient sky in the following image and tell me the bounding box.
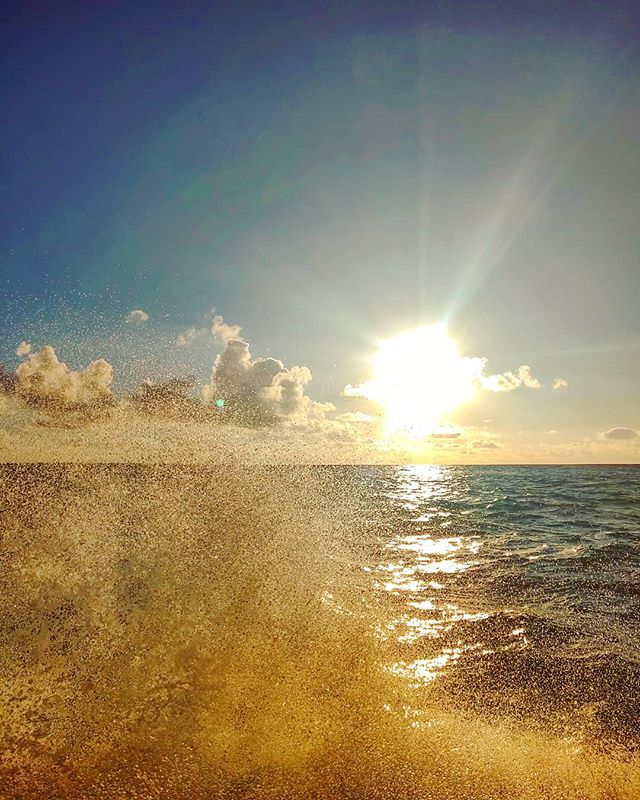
[2,1,639,461]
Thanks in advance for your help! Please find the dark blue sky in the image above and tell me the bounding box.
[1,0,639,439]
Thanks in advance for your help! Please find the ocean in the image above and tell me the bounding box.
[1,463,639,798]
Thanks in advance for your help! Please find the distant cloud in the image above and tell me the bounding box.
[519,365,542,389]
[16,341,31,357]
[202,315,331,426]
[174,313,242,348]
[481,364,541,392]
[552,378,568,390]
[15,345,114,419]
[430,427,462,439]
[130,376,207,420]
[342,381,377,399]
[175,326,201,348]
[472,439,499,449]
[210,314,242,342]
[335,411,377,424]
[602,427,638,441]
[127,309,149,323]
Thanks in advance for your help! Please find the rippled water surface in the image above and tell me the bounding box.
[352,465,640,743]
[1,463,639,799]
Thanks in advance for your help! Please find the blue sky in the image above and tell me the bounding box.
[1,1,639,458]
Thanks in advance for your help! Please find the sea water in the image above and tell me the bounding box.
[1,464,638,798]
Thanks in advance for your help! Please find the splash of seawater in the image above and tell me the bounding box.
[0,464,638,799]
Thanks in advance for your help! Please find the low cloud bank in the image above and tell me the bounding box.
[129,376,210,420]
[430,429,462,440]
[1,316,335,433]
[602,427,638,441]
[0,318,581,464]
[472,439,500,449]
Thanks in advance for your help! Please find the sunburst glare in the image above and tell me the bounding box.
[373,325,477,439]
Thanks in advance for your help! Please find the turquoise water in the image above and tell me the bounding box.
[351,465,640,747]
[1,463,638,798]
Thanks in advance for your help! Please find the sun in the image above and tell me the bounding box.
[372,325,476,439]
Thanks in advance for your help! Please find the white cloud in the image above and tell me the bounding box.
[202,316,330,426]
[15,345,113,414]
[175,313,242,348]
[127,309,149,323]
[481,364,541,392]
[16,341,31,357]
[175,326,201,347]
[518,365,542,389]
[552,378,568,390]
[601,427,638,441]
[210,314,242,342]
[342,380,379,400]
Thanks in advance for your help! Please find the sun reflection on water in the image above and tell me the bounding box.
[370,464,505,685]
[390,648,468,685]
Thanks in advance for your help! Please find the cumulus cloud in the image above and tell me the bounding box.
[175,327,201,348]
[175,314,242,348]
[602,427,638,441]
[16,341,31,357]
[211,314,242,342]
[552,378,568,390]
[343,381,374,400]
[202,316,331,426]
[472,439,500,449]
[14,345,114,419]
[481,364,541,392]
[127,309,149,323]
[517,365,541,389]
